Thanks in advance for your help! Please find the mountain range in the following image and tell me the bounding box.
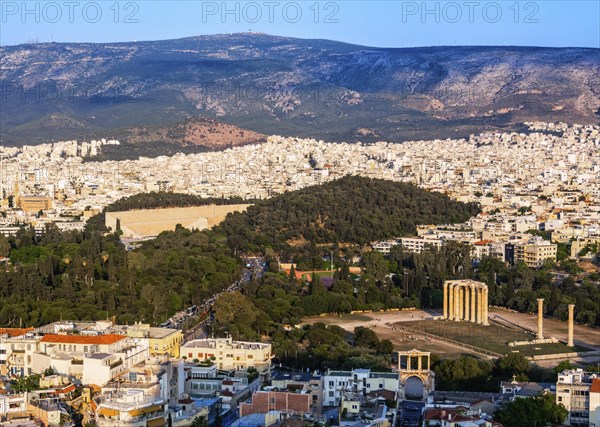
[1,33,599,147]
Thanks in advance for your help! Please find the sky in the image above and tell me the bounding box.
[1,0,599,48]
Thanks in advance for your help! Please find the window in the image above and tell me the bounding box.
[154,343,159,351]
[84,346,88,353]
[189,353,193,358]
[129,372,138,381]
[329,381,334,387]
[328,391,334,397]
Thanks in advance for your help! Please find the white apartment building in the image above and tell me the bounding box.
[322,368,398,407]
[30,333,148,386]
[0,393,28,419]
[514,238,557,268]
[591,379,600,427]
[96,389,168,427]
[399,237,443,253]
[0,328,41,376]
[556,369,600,426]
[181,337,272,375]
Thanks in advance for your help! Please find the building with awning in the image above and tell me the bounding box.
[95,389,168,427]
[128,404,163,417]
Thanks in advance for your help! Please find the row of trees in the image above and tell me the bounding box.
[433,354,580,392]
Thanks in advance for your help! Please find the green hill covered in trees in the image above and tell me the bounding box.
[219,175,480,251]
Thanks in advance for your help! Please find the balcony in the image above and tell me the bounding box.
[109,359,124,370]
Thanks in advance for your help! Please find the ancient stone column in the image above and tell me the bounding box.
[482,288,489,326]
[464,284,470,322]
[448,283,454,320]
[458,285,465,320]
[477,288,484,324]
[454,284,460,321]
[443,282,449,319]
[537,298,544,339]
[471,286,477,323]
[567,304,575,347]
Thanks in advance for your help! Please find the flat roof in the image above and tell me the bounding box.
[87,352,112,360]
[149,327,181,339]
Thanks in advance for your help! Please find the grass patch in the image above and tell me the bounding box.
[402,320,584,356]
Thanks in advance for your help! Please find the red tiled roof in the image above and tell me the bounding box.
[284,269,304,280]
[0,327,34,337]
[424,408,482,423]
[591,378,600,393]
[58,385,77,394]
[40,333,126,345]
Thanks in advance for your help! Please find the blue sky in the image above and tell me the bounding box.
[1,1,599,47]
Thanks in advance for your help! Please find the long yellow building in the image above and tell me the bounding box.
[126,325,183,358]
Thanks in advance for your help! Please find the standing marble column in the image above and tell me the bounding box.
[454,285,460,321]
[537,298,544,340]
[470,286,476,323]
[482,288,489,326]
[462,286,466,321]
[448,284,454,320]
[443,282,449,319]
[567,304,575,347]
[465,285,472,322]
[477,288,484,324]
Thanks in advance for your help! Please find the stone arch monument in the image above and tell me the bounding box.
[397,349,435,402]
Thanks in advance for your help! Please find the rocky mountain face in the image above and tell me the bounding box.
[1,33,598,145]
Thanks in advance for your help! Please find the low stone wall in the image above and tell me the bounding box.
[530,350,600,361]
[508,337,559,347]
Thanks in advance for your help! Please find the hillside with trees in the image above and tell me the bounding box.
[219,175,480,251]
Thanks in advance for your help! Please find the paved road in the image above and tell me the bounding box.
[180,259,263,343]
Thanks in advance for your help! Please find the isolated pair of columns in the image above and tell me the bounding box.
[537,299,575,347]
[443,281,489,326]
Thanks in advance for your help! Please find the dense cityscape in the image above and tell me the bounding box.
[0,119,599,427]
[1,4,599,426]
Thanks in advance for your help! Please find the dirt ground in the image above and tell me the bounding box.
[302,310,485,358]
[489,308,600,350]
[302,308,600,364]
